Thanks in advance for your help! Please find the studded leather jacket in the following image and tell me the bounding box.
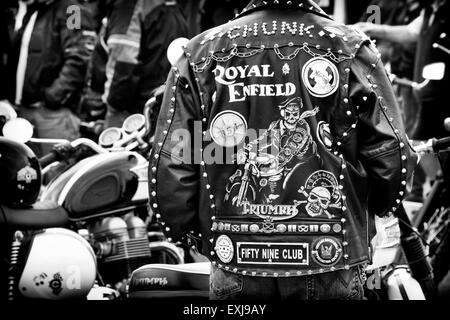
[149,0,418,278]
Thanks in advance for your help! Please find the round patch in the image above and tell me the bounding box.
[293,133,302,143]
[302,57,339,98]
[305,170,341,204]
[214,235,234,264]
[317,121,334,150]
[333,224,342,233]
[260,178,268,187]
[320,224,331,233]
[210,111,247,147]
[277,224,287,233]
[250,224,260,233]
[312,237,343,266]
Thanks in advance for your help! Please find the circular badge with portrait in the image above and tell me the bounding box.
[302,57,339,98]
[210,111,247,147]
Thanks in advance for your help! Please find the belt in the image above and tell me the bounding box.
[210,217,348,277]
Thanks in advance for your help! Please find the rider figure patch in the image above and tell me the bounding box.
[225,97,323,211]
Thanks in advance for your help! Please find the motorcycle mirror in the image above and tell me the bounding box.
[167,37,190,67]
[444,118,450,132]
[422,62,446,81]
[122,114,146,135]
[98,127,123,148]
[2,117,34,143]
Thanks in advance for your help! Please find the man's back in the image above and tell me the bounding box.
[150,0,417,299]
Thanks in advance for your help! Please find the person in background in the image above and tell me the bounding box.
[77,0,104,32]
[200,0,246,32]
[177,0,203,38]
[356,0,424,202]
[5,0,96,156]
[355,0,450,141]
[0,1,17,102]
[357,0,423,137]
[355,0,450,298]
[99,0,189,129]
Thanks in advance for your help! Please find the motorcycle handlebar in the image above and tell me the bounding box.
[39,152,60,167]
[391,76,418,88]
[70,138,107,154]
[38,138,106,168]
[414,137,450,154]
[433,137,450,152]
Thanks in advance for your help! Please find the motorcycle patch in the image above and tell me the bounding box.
[17,166,37,184]
[302,57,339,98]
[224,97,320,208]
[237,242,309,265]
[210,111,247,147]
[241,202,299,221]
[311,237,343,266]
[215,235,234,263]
[296,170,342,219]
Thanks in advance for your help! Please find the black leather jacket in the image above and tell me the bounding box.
[149,0,417,277]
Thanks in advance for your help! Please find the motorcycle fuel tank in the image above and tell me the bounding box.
[41,152,144,220]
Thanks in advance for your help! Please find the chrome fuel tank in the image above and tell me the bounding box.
[41,152,148,220]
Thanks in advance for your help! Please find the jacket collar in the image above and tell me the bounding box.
[237,0,331,20]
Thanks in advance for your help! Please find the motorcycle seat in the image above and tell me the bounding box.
[128,262,210,299]
[0,201,69,229]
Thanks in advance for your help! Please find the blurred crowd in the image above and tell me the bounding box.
[0,0,449,201]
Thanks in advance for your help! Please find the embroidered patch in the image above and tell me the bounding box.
[312,237,343,266]
[224,97,320,207]
[210,111,247,147]
[237,242,309,265]
[317,121,334,150]
[17,166,37,184]
[241,201,300,221]
[297,170,342,219]
[214,235,234,264]
[302,57,339,98]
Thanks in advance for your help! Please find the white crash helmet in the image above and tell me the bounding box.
[384,266,426,300]
[18,228,97,300]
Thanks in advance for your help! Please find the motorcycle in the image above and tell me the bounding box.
[0,136,97,301]
[409,126,450,298]
[2,108,186,299]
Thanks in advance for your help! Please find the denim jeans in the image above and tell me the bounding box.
[209,264,366,300]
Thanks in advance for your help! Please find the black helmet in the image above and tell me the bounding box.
[0,137,41,207]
